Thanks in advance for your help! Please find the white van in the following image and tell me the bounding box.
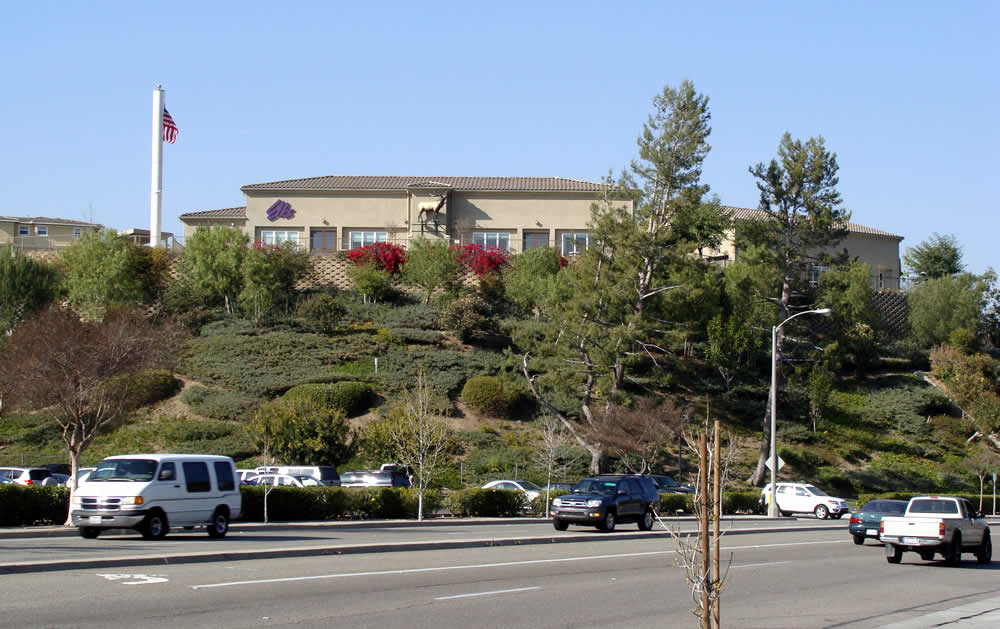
[70,454,241,540]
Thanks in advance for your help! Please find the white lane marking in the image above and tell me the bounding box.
[192,538,846,590]
[731,561,791,569]
[98,573,169,585]
[435,586,542,600]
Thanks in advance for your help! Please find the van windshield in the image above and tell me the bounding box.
[90,459,157,482]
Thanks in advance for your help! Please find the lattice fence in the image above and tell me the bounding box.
[872,290,910,339]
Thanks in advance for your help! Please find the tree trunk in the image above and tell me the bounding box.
[64,449,81,526]
[418,488,425,521]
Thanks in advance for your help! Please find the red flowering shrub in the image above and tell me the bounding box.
[346,242,406,274]
[453,243,508,276]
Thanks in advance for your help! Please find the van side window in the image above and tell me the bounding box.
[214,461,235,491]
[182,462,210,493]
[158,462,176,481]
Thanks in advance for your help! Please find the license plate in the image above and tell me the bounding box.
[866,529,878,536]
[88,516,101,524]
[902,537,918,544]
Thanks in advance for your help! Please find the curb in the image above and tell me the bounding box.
[0,521,840,575]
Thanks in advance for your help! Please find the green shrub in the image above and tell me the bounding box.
[0,485,68,526]
[103,369,181,410]
[461,376,517,417]
[441,294,495,341]
[297,293,346,334]
[376,346,499,397]
[181,386,261,421]
[444,488,526,516]
[282,382,375,417]
[390,328,443,344]
[239,486,443,521]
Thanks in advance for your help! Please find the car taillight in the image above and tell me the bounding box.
[850,516,861,524]
[880,520,884,535]
[24,480,33,485]
[939,522,946,536]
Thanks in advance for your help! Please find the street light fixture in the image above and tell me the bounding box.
[767,307,832,518]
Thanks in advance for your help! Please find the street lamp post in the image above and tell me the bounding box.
[768,307,832,518]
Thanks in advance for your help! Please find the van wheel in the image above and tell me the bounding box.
[80,527,101,539]
[814,505,829,520]
[141,510,168,540]
[552,518,568,531]
[638,509,654,531]
[207,508,229,538]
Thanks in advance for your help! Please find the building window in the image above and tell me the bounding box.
[260,230,299,246]
[473,232,510,251]
[18,225,28,236]
[561,232,590,256]
[310,229,337,254]
[73,228,82,238]
[523,232,549,250]
[36,225,48,236]
[809,265,830,285]
[349,231,387,248]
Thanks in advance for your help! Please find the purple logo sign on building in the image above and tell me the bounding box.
[266,200,295,221]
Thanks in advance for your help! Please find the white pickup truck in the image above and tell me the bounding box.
[879,496,991,565]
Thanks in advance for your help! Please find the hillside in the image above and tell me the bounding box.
[0,292,988,497]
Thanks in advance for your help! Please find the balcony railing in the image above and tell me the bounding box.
[6,235,82,251]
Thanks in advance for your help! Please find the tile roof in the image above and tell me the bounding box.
[0,216,101,227]
[178,206,248,219]
[240,176,606,192]
[721,206,903,240]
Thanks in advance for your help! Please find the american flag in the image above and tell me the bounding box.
[162,109,178,144]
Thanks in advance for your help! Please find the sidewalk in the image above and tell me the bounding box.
[879,596,1000,628]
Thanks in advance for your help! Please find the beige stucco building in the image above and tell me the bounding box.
[0,216,101,251]
[179,175,903,289]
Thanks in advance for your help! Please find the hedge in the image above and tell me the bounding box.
[0,485,69,526]
[444,488,527,517]
[239,486,443,521]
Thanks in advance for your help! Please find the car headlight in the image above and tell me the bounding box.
[120,496,144,505]
[586,499,603,508]
[552,498,563,506]
[70,495,82,507]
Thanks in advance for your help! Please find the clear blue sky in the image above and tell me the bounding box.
[3,1,996,275]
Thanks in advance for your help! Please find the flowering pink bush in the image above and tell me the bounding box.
[346,242,406,274]
[453,243,508,276]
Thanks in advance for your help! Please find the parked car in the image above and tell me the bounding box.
[254,465,341,487]
[481,480,542,501]
[245,474,327,487]
[881,496,991,565]
[0,466,53,486]
[849,499,908,544]
[760,482,850,520]
[0,477,13,485]
[551,474,660,532]
[341,469,412,488]
[66,467,97,487]
[236,469,258,485]
[647,475,695,494]
[70,454,241,540]
[43,473,70,486]
[541,482,576,493]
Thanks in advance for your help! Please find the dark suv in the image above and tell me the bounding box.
[550,474,659,532]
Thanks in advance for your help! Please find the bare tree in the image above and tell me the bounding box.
[0,306,176,524]
[593,398,691,474]
[389,372,451,521]
[536,415,583,517]
[661,417,738,628]
[966,443,1000,512]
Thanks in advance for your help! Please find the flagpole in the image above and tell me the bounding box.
[149,85,164,249]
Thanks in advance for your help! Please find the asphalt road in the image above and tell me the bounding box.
[3,524,1000,628]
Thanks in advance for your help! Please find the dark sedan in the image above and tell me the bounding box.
[849,499,908,544]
